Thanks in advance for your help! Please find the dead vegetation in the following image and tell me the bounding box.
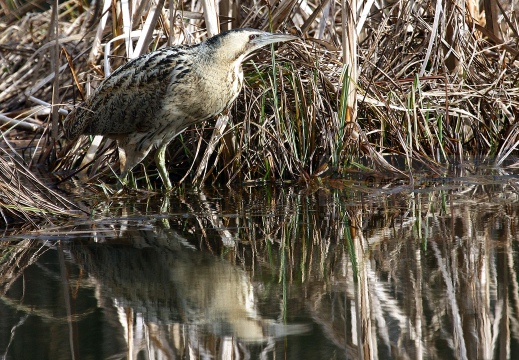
[0,0,518,224]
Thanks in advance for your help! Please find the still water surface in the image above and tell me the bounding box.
[1,173,519,359]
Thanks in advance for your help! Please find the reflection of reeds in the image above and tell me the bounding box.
[0,239,48,294]
[1,182,519,357]
[193,184,519,358]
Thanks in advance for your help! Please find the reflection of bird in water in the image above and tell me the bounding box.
[64,28,297,190]
[70,224,309,357]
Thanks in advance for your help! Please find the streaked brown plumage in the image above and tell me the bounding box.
[64,28,296,190]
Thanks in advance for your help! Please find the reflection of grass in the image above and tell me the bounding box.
[343,215,358,280]
[1,183,518,356]
[0,295,94,323]
[220,185,519,357]
[0,240,47,294]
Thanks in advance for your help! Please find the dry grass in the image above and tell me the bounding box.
[1,0,518,220]
[0,142,79,226]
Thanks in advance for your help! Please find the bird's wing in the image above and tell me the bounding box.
[73,47,192,136]
[63,104,91,140]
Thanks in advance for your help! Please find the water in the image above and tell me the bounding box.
[1,172,519,359]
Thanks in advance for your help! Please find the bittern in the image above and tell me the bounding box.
[64,28,296,190]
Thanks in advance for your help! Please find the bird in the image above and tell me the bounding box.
[64,28,297,190]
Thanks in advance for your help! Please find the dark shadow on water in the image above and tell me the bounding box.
[1,169,519,359]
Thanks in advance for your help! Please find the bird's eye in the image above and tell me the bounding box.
[249,34,258,41]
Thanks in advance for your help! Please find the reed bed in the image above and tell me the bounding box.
[0,0,518,220]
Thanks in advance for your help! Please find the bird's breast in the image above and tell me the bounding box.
[229,62,244,102]
[202,62,244,111]
[161,61,244,127]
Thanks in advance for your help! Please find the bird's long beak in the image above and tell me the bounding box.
[249,32,298,52]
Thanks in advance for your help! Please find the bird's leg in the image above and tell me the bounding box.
[117,170,130,189]
[155,143,173,191]
[117,139,152,189]
[116,146,130,188]
[160,196,170,213]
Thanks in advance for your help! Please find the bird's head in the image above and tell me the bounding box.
[204,28,297,63]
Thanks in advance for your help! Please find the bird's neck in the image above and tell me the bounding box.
[199,46,245,89]
[191,45,245,111]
